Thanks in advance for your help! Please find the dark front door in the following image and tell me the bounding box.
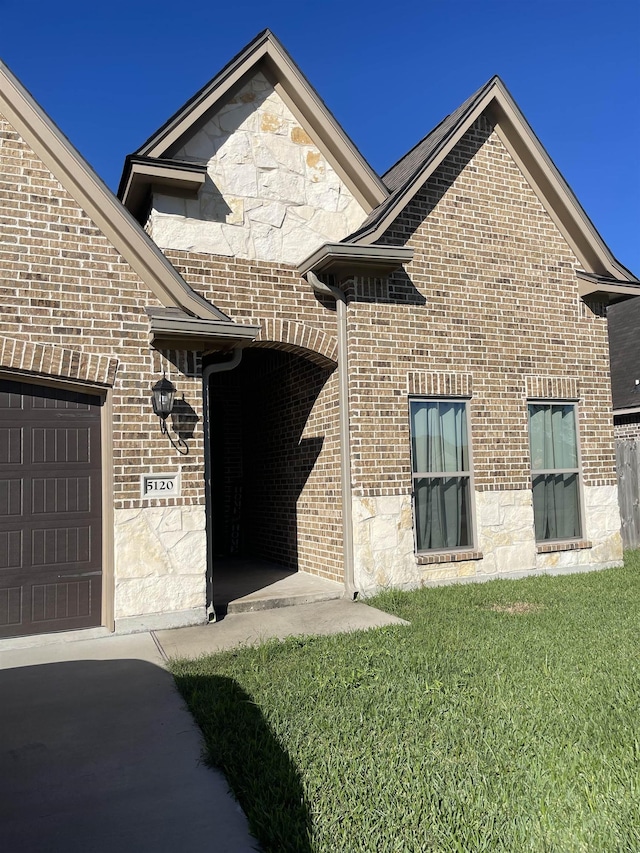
[0,379,103,638]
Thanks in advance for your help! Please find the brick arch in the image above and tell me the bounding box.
[252,319,337,368]
[0,338,118,387]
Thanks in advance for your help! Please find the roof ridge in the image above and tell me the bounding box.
[382,76,497,192]
[134,29,273,156]
[382,112,453,184]
[345,77,498,244]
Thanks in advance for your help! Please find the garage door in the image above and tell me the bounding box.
[0,379,102,638]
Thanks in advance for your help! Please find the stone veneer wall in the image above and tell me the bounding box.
[149,71,367,265]
[0,114,208,626]
[114,506,207,629]
[349,115,622,592]
[354,487,622,595]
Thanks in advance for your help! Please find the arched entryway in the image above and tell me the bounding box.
[204,344,342,614]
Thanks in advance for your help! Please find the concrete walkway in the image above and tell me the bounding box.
[0,600,407,853]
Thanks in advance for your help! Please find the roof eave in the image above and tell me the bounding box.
[119,156,207,222]
[147,309,260,351]
[298,243,414,281]
[347,81,497,246]
[576,272,640,304]
[487,87,638,282]
[614,406,640,417]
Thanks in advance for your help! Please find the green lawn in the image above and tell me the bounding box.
[171,554,640,853]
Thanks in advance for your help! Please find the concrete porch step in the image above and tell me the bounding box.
[226,571,343,614]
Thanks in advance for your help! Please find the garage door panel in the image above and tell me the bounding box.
[0,587,22,627]
[0,479,23,516]
[0,428,22,465]
[31,578,95,623]
[0,378,102,638]
[32,390,92,411]
[0,530,22,569]
[31,476,93,515]
[32,526,93,566]
[31,427,92,465]
[0,389,23,410]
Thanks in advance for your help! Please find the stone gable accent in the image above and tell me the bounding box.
[148,71,367,265]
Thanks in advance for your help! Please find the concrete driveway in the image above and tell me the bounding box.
[0,600,407,852]
[0,633,257,853]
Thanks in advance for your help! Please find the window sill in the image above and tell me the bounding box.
[416,550,483,565]
[536,540,592,554]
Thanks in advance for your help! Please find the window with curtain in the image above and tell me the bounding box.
[528,403,582,541]
[410,399,473,551]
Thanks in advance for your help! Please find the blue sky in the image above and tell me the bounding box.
[1,0,638,272]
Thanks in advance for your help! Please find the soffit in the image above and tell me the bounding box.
[298,243,414,281]
[145,307,260,352]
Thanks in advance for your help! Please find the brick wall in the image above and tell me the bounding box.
[164,250,337,343]
[210,349,342,580]
[0,115,205,511]
[1,100,622,608]
[349,116,616,500]
[166,250,343,580]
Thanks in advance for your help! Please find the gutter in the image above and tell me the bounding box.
[306,271,356,600]
[613,406,640,417]
[147,309,260,348]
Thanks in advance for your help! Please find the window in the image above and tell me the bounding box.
[410,399,473,551]
[528,403,582,541]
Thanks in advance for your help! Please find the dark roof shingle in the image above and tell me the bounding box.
[345,77,498,243]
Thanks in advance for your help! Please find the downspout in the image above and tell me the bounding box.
[202,349,243,621]
[306,271,357,600]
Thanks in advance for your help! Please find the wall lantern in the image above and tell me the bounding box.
[152,376,176,434]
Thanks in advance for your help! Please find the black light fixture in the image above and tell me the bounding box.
[152,375,176,434]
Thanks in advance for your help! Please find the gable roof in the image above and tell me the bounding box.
[608,296,640,411]
[0,58,245,326]
[382,80,492,195]
[120,29,387,213]
[346,76,638,287]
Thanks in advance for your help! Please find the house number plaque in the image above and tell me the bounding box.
[141,473,181,498]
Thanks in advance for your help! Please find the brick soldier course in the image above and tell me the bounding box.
[1,30,638,638]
